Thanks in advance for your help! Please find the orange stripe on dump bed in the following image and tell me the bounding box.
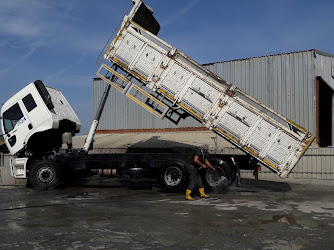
[157,89,174,100]
[112,58,128,69]
[131,71,147,81]
[263,159,278,169]
[300,135,315,157]
[179,103,202,119]
[245,147,258,156]
[215,128,238,144]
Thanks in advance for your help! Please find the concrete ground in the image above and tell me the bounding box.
[1,177,334,250]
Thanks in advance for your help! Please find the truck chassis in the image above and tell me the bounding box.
[27,149,257,191]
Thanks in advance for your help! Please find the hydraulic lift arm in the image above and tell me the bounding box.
[83,80,113,153]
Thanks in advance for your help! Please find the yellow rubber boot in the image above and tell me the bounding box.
[186,189,195,201]
[199,188,210,198]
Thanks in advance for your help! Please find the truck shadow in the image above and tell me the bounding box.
[125,136,197,154]
[235,178,292,193]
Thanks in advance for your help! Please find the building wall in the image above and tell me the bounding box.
[315,52,334,89]
[244,147,334,180]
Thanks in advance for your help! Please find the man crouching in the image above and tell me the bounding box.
[185,144,216,200]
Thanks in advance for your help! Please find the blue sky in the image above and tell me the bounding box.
[1,0,333,134]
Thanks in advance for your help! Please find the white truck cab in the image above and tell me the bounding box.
[1,80,81,157]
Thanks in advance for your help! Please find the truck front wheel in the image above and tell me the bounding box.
[28,159,59,190]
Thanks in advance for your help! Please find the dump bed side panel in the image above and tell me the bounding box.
[101,0,314,177]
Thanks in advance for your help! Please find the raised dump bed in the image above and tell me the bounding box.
[97,0,314,178]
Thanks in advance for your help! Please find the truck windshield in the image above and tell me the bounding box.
[2,103,23,134]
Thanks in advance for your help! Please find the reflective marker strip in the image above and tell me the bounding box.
[131,21,147,32]
[300,135,315,157]
[113,20,129,44]
[102,64,129,83]
[179,103,202,119]
[132,85,167,108]
[127,95,161,117]
[287,119,307,133]
[245,147,258,156]
[97,73,123,92]
[215,128,238,144]
[112,58,128,69]
[157,89,174,100]
[263,159,278,169]
[132,71,147,81]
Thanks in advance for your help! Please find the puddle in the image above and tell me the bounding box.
[64,195,93,200]
[249,214,327,229]
[236,191,257,196]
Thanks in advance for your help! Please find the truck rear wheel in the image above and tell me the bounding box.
[161,162,188,192]
[204,162,232,192]
[28,159,59,190]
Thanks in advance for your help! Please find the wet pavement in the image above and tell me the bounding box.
[1,178,334,249]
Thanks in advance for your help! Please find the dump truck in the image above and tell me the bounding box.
[0,0,314,190]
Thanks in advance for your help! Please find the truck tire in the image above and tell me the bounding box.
[204,161,232,192]
[28,159,59,190]
[161,162,188,192]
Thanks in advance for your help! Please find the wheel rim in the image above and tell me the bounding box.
[36,166,55,184]
[164,166,182,187]
[206,167,228,187]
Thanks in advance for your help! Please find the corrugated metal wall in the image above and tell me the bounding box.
[241,147,334,180]
[92,78,201,130]
[293,147,334,179]
[315,52,334,88]
[204,50,316,134]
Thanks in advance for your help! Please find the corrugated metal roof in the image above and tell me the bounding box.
[203,49,334,66]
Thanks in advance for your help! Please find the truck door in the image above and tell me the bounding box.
[2,96,34,155]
